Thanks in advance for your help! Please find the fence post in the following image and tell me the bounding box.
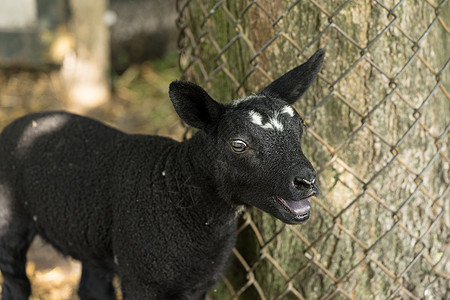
[61,0,110,112]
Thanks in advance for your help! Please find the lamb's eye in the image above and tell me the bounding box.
[230,139,248,153]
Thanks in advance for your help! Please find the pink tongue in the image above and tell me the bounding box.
[285,198,311,215]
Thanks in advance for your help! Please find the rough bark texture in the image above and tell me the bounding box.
[179,0,449,299]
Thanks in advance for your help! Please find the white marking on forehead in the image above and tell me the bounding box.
[249,110,263,126]
[248,105,295,131]
[281,105,295,117]
[248,110,284,131]
[267,116,284,131]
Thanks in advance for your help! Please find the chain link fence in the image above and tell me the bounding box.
[177,0,449,299]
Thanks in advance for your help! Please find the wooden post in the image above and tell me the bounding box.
[61,0,110,112]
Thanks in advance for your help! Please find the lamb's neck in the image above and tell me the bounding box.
[165,132,238,225]
[169,131,219,195]
[184,131,219,178]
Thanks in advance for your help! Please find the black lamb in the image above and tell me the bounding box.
[0,49,324,299]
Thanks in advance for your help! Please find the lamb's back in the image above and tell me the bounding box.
[0,111,176,263]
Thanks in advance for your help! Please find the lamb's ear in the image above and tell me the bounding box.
[259,49,325,105]
[169,80,225,131]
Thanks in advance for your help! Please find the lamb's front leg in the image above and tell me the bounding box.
[120,284,206,300]
[119,276,173,300]
[0,216,36,300]
[78,264,116,300]
[119,281,157,300]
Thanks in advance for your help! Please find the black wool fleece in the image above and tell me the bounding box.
[0,49,324,299]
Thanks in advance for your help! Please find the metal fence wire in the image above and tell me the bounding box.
[176,0,449,299]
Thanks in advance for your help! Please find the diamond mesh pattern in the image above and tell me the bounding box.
[177,0,449,299]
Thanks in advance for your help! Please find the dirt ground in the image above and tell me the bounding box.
[0,54,186,299]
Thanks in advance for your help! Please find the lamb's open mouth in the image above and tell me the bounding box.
[275,195,311,219]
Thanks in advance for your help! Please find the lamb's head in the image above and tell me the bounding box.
[169,49,324,225]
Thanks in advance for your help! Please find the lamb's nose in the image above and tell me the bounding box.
[293,176,320,196]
